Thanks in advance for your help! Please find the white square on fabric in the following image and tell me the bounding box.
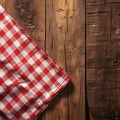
[20,96,28,104]
[21,34,28,41]
[57,78,64,84]
[13,103,21,111]
[42,61,49,67]
[28,74,35,81]
[28,58,35,65]
[0,22,5,29]
[28,43,35,50]
[21,50,28,57]
[50,69,56,76]
[43,76,50,82]
[35,83,42,90]
[0,70,5,77]
[0,5,4,13]
[5,15,12,22]
[0,87,4,93]
[14,56,21,64]
[5,79,12,86]
[6,47,13,54]
[35,67,42,74]
[0,102,5,109]
[6,31,13,38]
[13,26,19,32]
[5,95,12,102]
[22,113,30,119]
[14,40,20,47]
[20,65,28,72]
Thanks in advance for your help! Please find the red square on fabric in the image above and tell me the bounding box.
[6,23,12,29]
[0,30,5,36]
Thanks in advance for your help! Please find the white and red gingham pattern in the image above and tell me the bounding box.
[0,5,70,120]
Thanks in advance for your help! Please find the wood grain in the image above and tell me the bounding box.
[86,0,120,119]
[66,0,86,120]
[45,1,69,120]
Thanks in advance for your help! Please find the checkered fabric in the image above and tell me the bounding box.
[0,5,70,120]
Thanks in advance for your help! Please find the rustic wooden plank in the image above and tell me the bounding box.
[86,0,120,119]
[45,1,69,120]
[45,0,86,120]
[66,0,86,120]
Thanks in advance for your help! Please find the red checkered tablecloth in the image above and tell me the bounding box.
[0,5,70,120]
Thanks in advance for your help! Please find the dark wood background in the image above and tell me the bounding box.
[0,0,120,120]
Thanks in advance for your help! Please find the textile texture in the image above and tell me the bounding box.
[0,5,70,120]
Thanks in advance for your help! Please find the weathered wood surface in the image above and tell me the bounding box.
[0,0,85,120]
[86,0,120,119]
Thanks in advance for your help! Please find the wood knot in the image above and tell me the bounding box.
[113,27,120,35]
[109,111,120,120]
[14,0,36,31]
[113,111,120,120]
